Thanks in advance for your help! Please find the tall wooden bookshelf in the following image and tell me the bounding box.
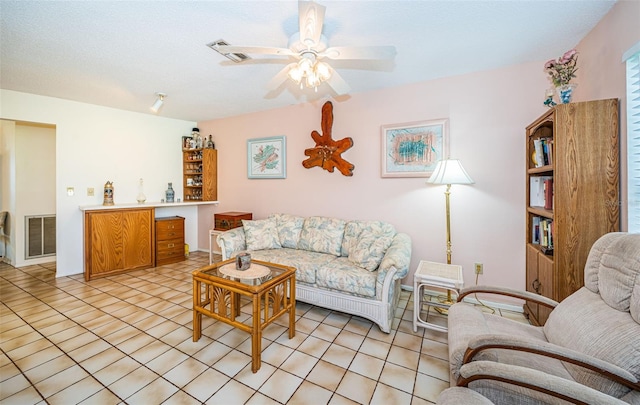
[524,99,619,326]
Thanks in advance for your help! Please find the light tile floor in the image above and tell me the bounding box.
[0,252,529,404]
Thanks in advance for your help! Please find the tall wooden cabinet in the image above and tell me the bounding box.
[183,148,217,201]
[84,207,155,281]
[524,99,619,326]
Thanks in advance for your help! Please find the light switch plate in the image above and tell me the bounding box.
[67,187,74,196]
[87,188,94,196]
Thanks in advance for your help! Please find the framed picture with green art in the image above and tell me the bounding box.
[380,118,448,178]
[247,136,286,179]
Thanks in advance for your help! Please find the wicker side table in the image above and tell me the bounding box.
[413,260,464,333]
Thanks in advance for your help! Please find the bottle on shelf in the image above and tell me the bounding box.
[165,182,175,203]
[137,178,146,203]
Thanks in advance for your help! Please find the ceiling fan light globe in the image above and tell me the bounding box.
[306,73,320,89]
[315,62,331,81]
[299,58,314,76]
[288,66,303,83]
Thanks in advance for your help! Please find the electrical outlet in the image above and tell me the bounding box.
[87,187,94,196]
[66,187,74,196]
[475,263,483,274]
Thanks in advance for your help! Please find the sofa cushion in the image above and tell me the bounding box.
[297,216,346,256]
[242,218,281,251]
[248,248,336,284]
[316,257,377,297]
[269,213,305,249]
[348,230,394,271]
[341,220,396,257]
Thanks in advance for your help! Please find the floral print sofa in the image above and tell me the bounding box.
[217,214,412,333]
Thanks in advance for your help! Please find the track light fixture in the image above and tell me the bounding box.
[150,93,166,113]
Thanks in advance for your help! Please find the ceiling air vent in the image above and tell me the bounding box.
[207,39,251,63]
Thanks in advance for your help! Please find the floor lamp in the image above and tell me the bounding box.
[427,159,474,308]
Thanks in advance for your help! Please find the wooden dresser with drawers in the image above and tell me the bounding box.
[155,216,185,266]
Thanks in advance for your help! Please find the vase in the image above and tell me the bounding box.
[136,178,146,203]
[556,83,577,104]
[165,182,175,203]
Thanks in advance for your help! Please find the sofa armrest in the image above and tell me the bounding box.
[458,285,559,309]
[458,361,629,405]
[464,334,639,390]
[374,233,411,301]
[217,227,246,260]
[377,233,412,281]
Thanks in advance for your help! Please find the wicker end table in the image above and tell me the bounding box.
[413,260,463,333]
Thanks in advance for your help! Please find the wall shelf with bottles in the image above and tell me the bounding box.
[183,148,217,201]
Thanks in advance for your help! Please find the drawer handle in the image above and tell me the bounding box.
[169,225,174,229]
[168,232,175,236]
[168,243,175,248]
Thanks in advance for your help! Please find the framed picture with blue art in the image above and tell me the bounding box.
[380,118,448,178]
[247,136,287,179]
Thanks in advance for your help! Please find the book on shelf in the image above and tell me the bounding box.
[544,178,554,210]
[532,137,553,168]
[532,216,541,244]
[533,139,544,168]
[530,175,553,207]
[532,216,554,249]
[545,138,553,165]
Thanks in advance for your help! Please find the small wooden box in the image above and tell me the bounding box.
[214,211,252,231]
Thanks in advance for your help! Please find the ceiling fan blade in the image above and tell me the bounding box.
[266,63,297,91]
[215,45,295,57]
[299,1,326,48]
[326,66,351,95]
[320,46,397,61]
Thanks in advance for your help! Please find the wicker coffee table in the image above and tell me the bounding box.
[192,259,296,373]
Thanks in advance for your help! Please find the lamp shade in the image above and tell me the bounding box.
[427,159,474,185]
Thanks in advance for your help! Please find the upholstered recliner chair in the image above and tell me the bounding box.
[447,232,640,404]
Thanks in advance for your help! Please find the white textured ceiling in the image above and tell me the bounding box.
[0,0,616,122]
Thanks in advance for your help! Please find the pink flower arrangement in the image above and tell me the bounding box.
[544,49,578,87]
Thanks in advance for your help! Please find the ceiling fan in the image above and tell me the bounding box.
[210,0,396,95]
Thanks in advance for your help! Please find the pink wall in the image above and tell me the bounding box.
[196,0,638,291]
[198,61,549,291]
[573,0,640,229]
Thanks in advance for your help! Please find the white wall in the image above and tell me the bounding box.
[0,90,196,276]
[15,123,56,266]
[0,120,17,263]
